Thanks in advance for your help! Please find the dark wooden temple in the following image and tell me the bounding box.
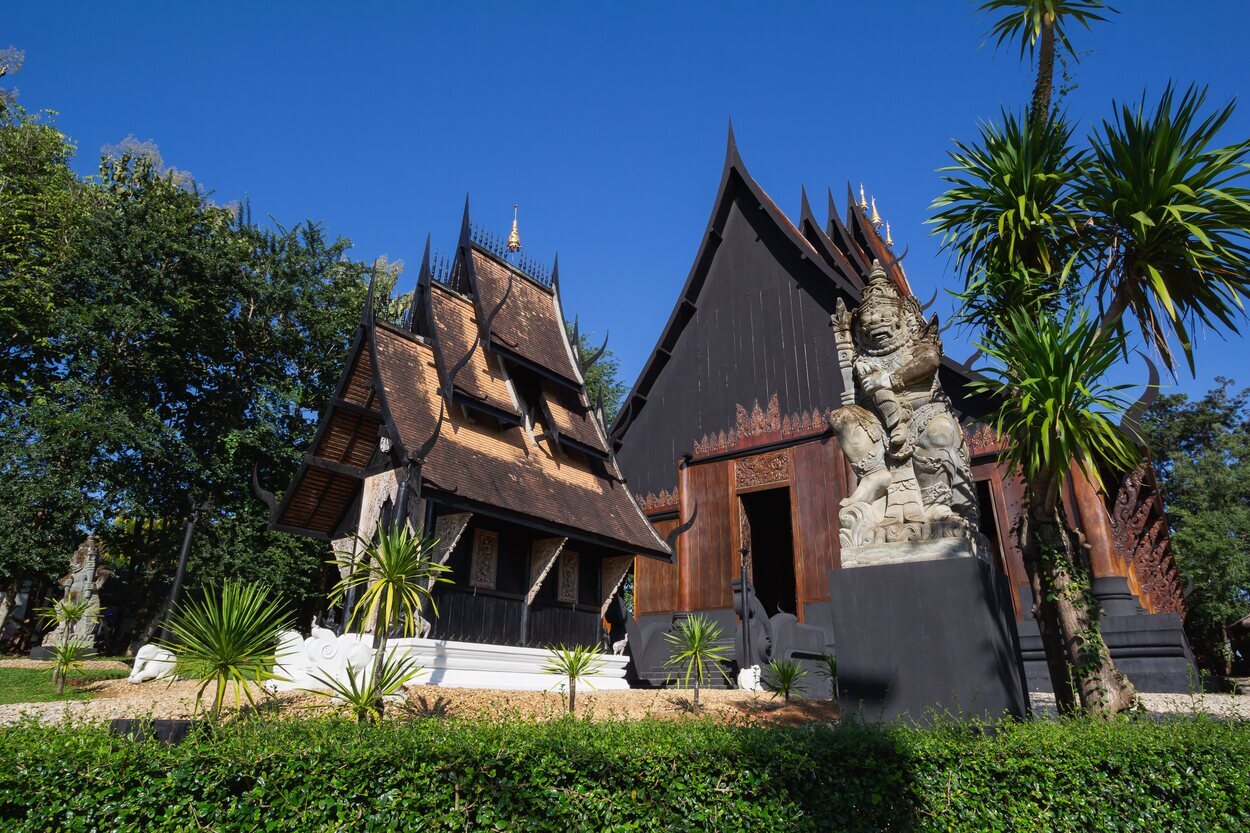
[611,127,1194,692]
[269,203,670,650]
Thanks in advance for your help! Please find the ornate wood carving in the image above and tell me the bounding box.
[734,449,789,489]
[432,512,472,565]
[692,394,831,458]
[557,550,580,604]
[1109,462,1185,616]
[599,555,634,618]
[962,422,1004,457]
[470,529,498,590]
[526,537,567,604]
[636,487,679,515]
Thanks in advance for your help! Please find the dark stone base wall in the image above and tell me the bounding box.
[827,557,1028,724]
[1016,581,1199,694]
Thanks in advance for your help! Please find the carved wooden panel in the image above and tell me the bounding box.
[734,449,789,490]
[557,550,580,604]
[433,512,472,565]
[1109,462,1185,617]
[470,529,498,590]
[526,537,566,604]
[692,394,831,458]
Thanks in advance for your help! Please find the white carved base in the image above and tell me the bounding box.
[840,536,986,569]
[268,633,630,692]
[128,643,177,684]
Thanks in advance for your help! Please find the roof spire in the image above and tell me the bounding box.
[870,196,882,227]
[507,203,521,253]
[858,182,868,211]
[885,221,894,248]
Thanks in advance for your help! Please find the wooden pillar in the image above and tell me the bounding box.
[1070,464,1139,617]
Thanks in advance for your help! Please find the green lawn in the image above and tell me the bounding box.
[0,666,131,705]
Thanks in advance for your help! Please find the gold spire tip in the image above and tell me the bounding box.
[507,203,521,253]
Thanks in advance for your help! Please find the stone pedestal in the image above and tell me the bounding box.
[827,554,1027,723]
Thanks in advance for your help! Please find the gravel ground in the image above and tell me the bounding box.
[2,657,1245,725]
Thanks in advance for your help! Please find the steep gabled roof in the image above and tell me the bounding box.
[426,279,521,422]
[609,123,862,447]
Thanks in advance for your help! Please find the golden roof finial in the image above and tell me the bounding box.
[506,203,521,253]
[885,221,894,247]
[858,182,868,210]
[870,196,882,227]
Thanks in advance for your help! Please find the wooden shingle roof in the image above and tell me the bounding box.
[427,281,520,420]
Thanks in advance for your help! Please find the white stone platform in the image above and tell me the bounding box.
[269,629,630,692]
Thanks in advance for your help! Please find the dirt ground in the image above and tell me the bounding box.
[2,658,1246,725]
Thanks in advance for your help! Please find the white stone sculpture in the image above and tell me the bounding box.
[267,627,374,692]
[737,664,763,693]
[829,260,985,567]
[128,643,176,683]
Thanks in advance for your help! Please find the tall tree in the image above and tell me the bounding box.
[934,1,1250,714]
[566,323,627,423]
[1141,380,1250,675]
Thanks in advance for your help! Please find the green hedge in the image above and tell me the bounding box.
[1,716,1247,831]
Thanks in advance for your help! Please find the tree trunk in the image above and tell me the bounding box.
[569,677,577,715]
[693,679,700,712]
[1023,487,1136,715]
[1029,12,1056,125]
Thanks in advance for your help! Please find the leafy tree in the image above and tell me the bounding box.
[565,323,627,423]
[1141,380,1250,674]
[934,1,1250,714]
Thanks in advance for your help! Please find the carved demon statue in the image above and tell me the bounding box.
[829,261,981,559]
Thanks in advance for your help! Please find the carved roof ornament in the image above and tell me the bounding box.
[858,182,868,211]
[506,203,521,253]
[870,196,882,228]
[885,221,894,248]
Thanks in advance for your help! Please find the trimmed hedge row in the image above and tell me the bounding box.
[1,716,1247,831]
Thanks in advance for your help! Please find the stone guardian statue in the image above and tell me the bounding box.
[829,261,985,566]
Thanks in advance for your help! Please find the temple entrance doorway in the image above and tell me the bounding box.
[740,487,797,618]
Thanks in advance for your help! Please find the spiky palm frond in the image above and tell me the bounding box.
[971,308,1140,497]
[663,614,732,691]
[978,0,1115,59]
[931,111,1085,327]
[763,658,808,704]
[37,597,99,630]
[544,643,606,714]
[1080,84,1250,373]
[48,641,92,694]
[160,580,290,720]
[329,522,452,638]
[306,648,421,724]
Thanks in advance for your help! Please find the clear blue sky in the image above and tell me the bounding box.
[7,1,1250,399]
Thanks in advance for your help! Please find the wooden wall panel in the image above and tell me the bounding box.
[634,517,679,617]
[682,459,735,611]
[791,438,844,607]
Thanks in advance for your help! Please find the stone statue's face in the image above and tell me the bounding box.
[857,302,905,351]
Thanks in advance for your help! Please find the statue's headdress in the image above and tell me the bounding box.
[858,259,904,314]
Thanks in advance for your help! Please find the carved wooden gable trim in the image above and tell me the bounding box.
[527,537,567,604]
[599,555,633,618]
[432,512,473,566]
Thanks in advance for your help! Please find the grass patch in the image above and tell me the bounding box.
[0,666,130,705]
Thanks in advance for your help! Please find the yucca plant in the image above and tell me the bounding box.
[763,658,808,705]
[543,643,606,715]
[159,580,290,721]
[37,597,102,695]
[48,641,93,696]
[936,1,1250,717]
[814,654,838,701]
[312,648,422,724]
[663,614,732,712]
[317,522,452,718]
[972,308,1140,712]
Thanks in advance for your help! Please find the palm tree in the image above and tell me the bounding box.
[973,310,1140,712]
[978,1,1116,123]
[37,597,101,695]
[313,522,452,718]
[762,658,808,705]
[663,614,732,712]
[159,580,290,720]
[543,643,606,715]
[935,0,1250,717]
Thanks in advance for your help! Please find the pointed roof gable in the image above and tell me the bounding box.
[609,124,859,446]
[426,280,521,422]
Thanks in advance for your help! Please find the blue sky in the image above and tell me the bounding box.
[7,1,1250,399]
